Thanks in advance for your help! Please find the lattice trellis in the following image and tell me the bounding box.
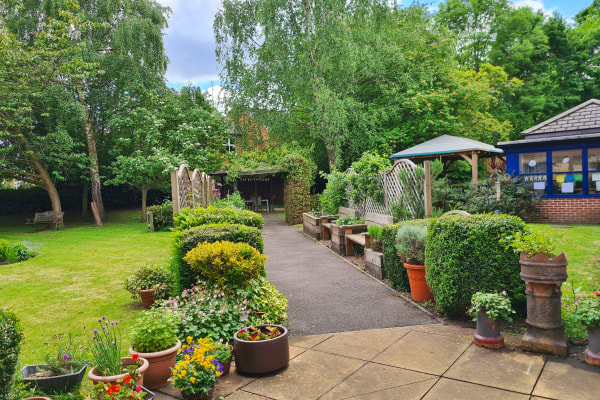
[348,159,424,219]
[171,165,216,214]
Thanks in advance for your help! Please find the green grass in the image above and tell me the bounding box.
[0,210,172,368]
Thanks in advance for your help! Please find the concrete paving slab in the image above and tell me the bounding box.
[319,362,437,400]
[220,390,273,399]
[444,345,545,394]
[289,344,307,359]
[289,333,333,349]
[423,378,531,400]
[214,366,258,399]
[411,323,476,340]
[533,357,600,400]
[312,327,410,361]
[371,329,472,375]
[240,348,365,400]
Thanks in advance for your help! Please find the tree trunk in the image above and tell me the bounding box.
[141,186,149,222]
[325,142,336,171]
[77,88,105,220]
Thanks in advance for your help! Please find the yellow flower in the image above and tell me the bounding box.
[186,336,193,345]
[190,377,196,383]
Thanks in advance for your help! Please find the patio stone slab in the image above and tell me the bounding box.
[214,366,258,399]
[411,323,475,340]
[289,344,307,359]
[313,327,410,361]
[320,362,436,400]
[533,357,600,400]
[372,329,472,375]
[221,390,274,399]
[289,333,333,349]
[240,348,365,400]
[423,378,531,400]
[444,345,545,394]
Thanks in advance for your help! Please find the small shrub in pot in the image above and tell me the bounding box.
[124,265,174,301]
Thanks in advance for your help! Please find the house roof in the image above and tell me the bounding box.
[390,134,503,160]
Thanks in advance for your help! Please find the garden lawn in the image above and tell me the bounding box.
[531,223,600,293]
[0,210,172,366]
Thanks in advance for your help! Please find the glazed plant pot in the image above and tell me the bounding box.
[474,309,504,349]
[585,326,600,366]
[129,340,181,389]
[21,363,87,392]
[403,263,434,303]
[233,325,289,375]
[88,356,149,386]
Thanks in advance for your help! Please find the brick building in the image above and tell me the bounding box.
[498,99,600,224]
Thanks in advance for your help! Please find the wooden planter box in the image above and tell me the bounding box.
[330,224,367,255]
[302,213,337,240]
[365,248,385,280]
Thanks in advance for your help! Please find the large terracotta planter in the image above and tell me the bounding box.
[139,289,157,308]
[21,363,87,391]
[403,263,434,303]
[129,340,181,389]
[88,356,149,387]
[585,326,600,366]
[474,309,504,349]
[233,325,289,375]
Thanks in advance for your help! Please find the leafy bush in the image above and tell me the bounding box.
[0,241,36,264]
[239,277,288,326]
[174,205,263,231]
[561,280,588,339]
[381,219,432,291]
[395,224,427,265]
[426,214,527,318]
[0,308,24,400]
[130,309,179,353]
[281,152,317,225]
[348,152,391,205]
[211,191,245,209]
[171,223,264,292]
[501,228,561,258]
[183,241,267,288]
[319,169,349,215]
[0,239,10,261]
[148,201,173,231]
[124,264,174,300]
[467,291,515,322]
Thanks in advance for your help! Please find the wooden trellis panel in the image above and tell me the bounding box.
[171,165,215,215]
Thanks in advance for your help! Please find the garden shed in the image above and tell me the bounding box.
[497,98,600,224]
[211,168,285,212]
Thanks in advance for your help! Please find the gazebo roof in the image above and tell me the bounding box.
[390,134,503,161]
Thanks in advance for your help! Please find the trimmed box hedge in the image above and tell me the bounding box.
[425,214,526,318]
[174,205,263,231]
[171,223,264,292]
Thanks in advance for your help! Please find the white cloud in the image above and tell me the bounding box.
[203,84,230,114]
[511,0,557,17]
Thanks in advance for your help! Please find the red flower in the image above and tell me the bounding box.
[107,385,121,395]
[123,375,133,384]
[135,386,142,393]
[131,353,139,362]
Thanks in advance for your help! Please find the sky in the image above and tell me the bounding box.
[156,0,595,98]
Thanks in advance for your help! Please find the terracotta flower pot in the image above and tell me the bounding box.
[233,325,289,375]
[129,340,181,389]
[139,289,157,308]
[474,309,504,349]
[87,356,149,387]
[403,263,434,303]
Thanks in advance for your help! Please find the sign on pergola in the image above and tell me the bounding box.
[390,135,504,216]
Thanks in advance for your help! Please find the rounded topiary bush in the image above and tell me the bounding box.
[425,214,526,318]
[0,308,23,400]
[174,205,263,231]
[183,241,267,287]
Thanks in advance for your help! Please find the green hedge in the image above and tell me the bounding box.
[425,214,526,318]
[381,219,432,291]
[148,202,173,231]
[0,308,23,400]
[174,205,263,231]
[171,223,264,292]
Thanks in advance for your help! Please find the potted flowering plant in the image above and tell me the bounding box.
[572,297,600,366]
[233,324,289,375]
[85,317,149,386]
[84,373,152,400]
[124,265,174,308]
[21,335,87,392]
[467,291,515,348]
[170,337,222,400]
[208,339,233,376]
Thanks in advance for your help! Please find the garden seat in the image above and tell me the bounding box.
[25,211,64,231]
[345,212,394,256]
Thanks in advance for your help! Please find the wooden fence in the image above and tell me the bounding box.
[170,165,216,214]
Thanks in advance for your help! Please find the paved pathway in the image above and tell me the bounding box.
[261,213,437,336]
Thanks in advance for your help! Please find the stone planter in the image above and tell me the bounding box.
[365,248,385,280]
[21,364,87,392]
[129,340,181,389]
[474,309,504,349]
[330,224,367,255]
[585,326,600,366]
[233,325,289,375]
[519,251,568,356]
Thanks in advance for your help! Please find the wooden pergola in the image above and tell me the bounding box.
[390,135,504,216]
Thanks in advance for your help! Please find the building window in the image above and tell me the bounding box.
[589,148,600,194]
[552,149,583,195]
[519,152,547,194]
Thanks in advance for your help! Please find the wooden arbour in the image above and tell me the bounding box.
[170,165,216,214]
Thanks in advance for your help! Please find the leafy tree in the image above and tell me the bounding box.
[0,1,96,213]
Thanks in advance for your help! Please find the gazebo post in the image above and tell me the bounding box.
[424,160,432,217]
[471,151,478,186]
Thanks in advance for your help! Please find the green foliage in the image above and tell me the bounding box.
[502,228,561,258]
[572,297,600,330]
[0,308,23,400]
[123,265,174,301]
[83,317,122,377]
[395,224,427,265]
[0,241,36,264]
[0,240,10,261]
[183,241,267,288]
[171,223,264,292]
[43,334,85,376]
[319,170,349,215]
[174,205,263,231]
[381,219,432,291]
[467,291,515,322]
[129,309,178,353]
[348,152,391,205]
[367,225,382,241]
[281,152,317,225]
[335,215,363,226]
[239,277,289,326]
[148,201,173,231]
[211,191,245,209]
[425,214,527,318]
[561,280,589,339]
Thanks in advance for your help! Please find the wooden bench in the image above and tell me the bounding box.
[322,207,359,241]
[345,212,394,256]
[25,211,64,231]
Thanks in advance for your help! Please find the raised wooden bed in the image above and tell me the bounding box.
[302,213,337,240]
[329,224,367,255]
